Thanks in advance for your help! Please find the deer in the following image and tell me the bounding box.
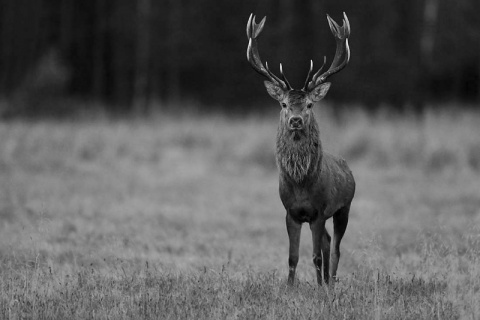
[246,12,355,286]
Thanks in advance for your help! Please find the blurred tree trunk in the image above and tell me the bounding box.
[166,0,181,104]
[1,0,41,95]
[310,0,325,60]
[418,0,438,108]
[25,0,42,77]
[149,47,162,106]
[60,0,74,62]
[113,3,131,109]
[133,0,151,114]
[93,0,107,100]
[280,0,294,67]
[421,0,438,68]
[2,0,43,116]
[401,0,425,110]
[0,0,14,94]
[58,0,75,104]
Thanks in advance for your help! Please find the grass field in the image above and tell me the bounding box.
[0,106,479,319]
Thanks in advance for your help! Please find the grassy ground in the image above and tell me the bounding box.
[0,106,479,319]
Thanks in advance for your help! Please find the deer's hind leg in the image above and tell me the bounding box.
[330,205,350,282]
[322,228,331,284]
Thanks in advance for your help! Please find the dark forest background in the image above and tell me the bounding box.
[0,0,479,116]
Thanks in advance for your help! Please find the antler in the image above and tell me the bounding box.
[246,14,292,90]
[304,12,351,91]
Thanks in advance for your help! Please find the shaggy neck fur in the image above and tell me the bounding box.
[275,113,322,184]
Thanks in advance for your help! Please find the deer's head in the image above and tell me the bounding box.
[246,13,350,135]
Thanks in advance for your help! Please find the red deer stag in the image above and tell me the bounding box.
[246,13,355,285]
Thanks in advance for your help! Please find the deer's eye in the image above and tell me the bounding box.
[307,103,313,109]
[281,103,287,108]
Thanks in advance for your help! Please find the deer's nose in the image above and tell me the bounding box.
[289,116,303,129]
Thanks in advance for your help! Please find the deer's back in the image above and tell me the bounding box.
[279,151,355,222]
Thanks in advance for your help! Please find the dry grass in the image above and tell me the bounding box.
[0,106,479,319]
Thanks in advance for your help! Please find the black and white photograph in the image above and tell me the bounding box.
[0,0,479,318]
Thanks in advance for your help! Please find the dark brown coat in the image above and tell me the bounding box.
[245,11,354,285]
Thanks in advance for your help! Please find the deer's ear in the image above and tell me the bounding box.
[264,81,285,101]
[308,82,331,102]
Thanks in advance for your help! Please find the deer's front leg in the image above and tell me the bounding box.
[310,219,327,285]
[286,213,301,285]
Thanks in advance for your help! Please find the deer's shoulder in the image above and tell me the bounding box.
[320,151,355,193]
[322,151,351,174]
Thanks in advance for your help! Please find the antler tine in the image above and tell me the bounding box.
[246,14,289,90]
[343,12,351,36]
[302,60,314,91]
[308,12,351,90]
[323,13,350,72]
[246,13,253,39]
[265,62,285,87]
[312,56,327,81]
[303,57,326,91]
[279,63,292,90]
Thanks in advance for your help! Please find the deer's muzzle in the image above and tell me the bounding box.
[289,116,303,130]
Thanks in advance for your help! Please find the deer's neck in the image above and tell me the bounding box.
[275,118,322,184]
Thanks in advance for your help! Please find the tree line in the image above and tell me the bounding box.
[0,0,479,115]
